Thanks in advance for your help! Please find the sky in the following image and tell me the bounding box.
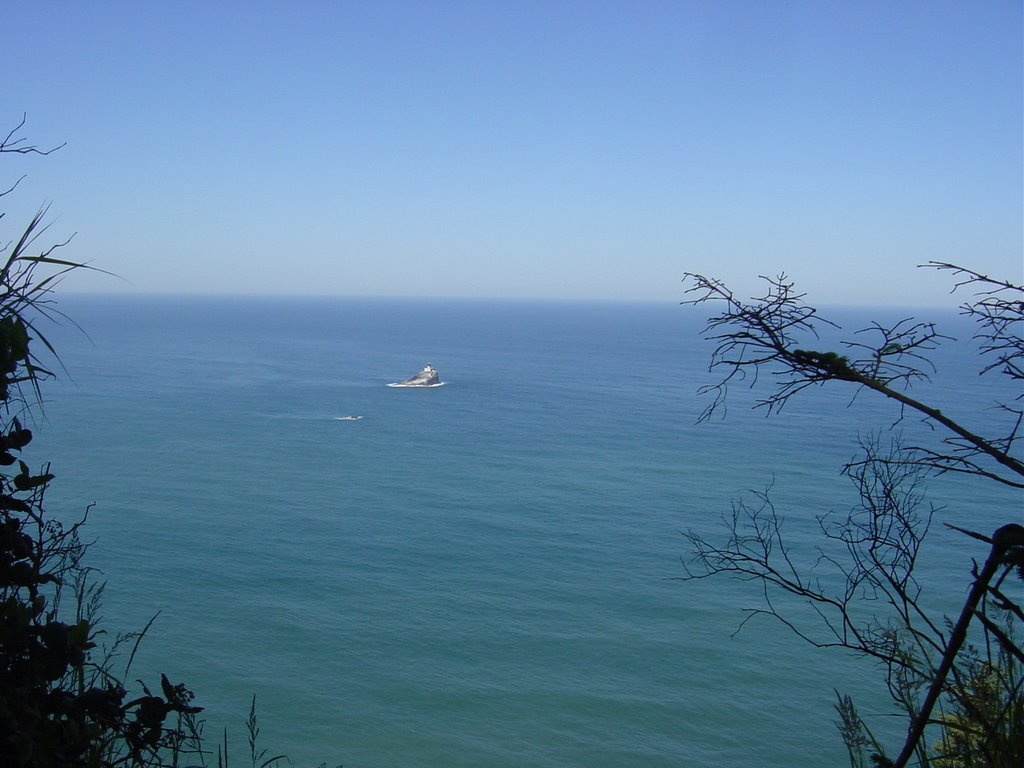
[2,1,1021,305]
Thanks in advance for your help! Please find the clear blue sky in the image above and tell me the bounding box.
[3,1,1021,305]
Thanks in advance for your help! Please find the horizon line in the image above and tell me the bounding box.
[53,289,971,313]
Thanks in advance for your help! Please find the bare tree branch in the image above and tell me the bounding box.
[891,524,1024,768]
[0,113,65,156]
[682,270,1024,486]
[683,265,1024,766]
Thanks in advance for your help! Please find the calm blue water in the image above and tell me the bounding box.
[29,295,1022,767]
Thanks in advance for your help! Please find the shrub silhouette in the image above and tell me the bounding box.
[0,116,204,768]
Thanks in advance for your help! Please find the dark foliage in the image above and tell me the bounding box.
[0,117,204,768]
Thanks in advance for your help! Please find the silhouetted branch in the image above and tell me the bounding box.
[684,264,1024,765]
[890,523,1024,768]
[0,113,65,156]
[682,269,1024,487]
[683,439,949,671]
[924,261,1024,383]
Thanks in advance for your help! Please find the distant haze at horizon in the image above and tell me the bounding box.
[56,286,986,314]
[3,1,1021,307]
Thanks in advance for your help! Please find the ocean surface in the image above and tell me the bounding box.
[29,295,1022,767]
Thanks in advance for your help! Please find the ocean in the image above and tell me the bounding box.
[31,295,1021,767]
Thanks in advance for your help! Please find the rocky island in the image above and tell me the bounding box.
[387,364,444,388]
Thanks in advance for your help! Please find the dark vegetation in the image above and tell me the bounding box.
[682,269,1023,766]
[0,118,310,767]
